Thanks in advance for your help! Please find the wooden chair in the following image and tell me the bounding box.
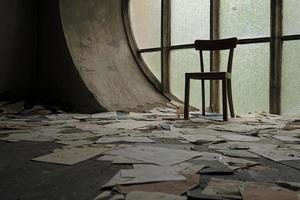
[184,37,238,121]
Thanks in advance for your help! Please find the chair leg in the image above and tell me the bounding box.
[202,80,205,116]
[184,76,190,119]
[222,79,228,121]
[227,79,235,118]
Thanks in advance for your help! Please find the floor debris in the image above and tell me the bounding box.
[249,147,300,161]
[32,146,109,165]
[0,106,300,199]
[103,164,186,187]
[106,145,201,166]
[96,136,155,144]
[202,178,244,199]
[241,183,299,200]
[117,174,199,195]
[125,191,187,200]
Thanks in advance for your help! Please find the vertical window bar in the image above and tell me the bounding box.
[270,0,282,114]
[210,0,220,112]
[161,0,171,93]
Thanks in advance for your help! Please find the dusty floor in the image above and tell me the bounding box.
[0,105,300,200]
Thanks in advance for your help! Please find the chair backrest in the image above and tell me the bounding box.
[194,37,237,73]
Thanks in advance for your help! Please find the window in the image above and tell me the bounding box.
[125,0,300,115]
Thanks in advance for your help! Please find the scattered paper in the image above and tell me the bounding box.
[125,191,187,200]
[220,134,261,142]
[106,145,201,166]
[272,135,300,143]
[216,149,260,158]
[32,146,109,165]
[57,132,96,141]
[202,178,244,199]
[242,183,299,200]
[180,134,222,143]
[103,164,185,187]
[55,140,94,147]
[249,147,300,161]
[117,174,199,195]
[96,137,155,144]
[97,155,144,164]
[207,124,256,133]
[104,120,158,130]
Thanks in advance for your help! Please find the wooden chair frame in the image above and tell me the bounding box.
[184,37,238,121]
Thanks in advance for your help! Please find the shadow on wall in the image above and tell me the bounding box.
[37,0,105,113]
[0,0,36,100]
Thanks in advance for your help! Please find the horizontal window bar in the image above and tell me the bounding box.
[237,37,271,44]
[282,34,300,41]
[138,47,162,53]
[138,37,272,52]
[170,44,195,50]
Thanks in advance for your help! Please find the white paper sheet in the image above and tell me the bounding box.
[106,145,201,166]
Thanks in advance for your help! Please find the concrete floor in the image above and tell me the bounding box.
[0,111,299,200]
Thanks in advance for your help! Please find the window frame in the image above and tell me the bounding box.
[122,0,300,114]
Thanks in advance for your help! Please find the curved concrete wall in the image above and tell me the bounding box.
[59,0,168,112]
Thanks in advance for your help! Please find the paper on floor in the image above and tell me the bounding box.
[117,174,199,195]
[249,147,300,161]
[207,124,257,133]
[179,134,223,143]
[216,149,260,158]
[103,164,185,187]
[104,120,159,130]
[0,132,55,142]
[241,183,299,200]
[57,132,97,141]
[55,140,94,147]
[106,145,201,166]
[96,136,155,144]
[220,134,261,142]
[202,178,244,199]
[97,155,144,164]
[125,191,187,200]
[32,146,109,165]
[220,155,260,170]
[272,135,300,143]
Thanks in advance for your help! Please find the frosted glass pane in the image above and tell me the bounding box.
[141,52,161,82]
[171,0,210,45]
[220,0,270,39]
[220,43,270,114]
[170,49,210,109]
[283,0,300,35]
[130,0,161,48]
[281,41,300,116]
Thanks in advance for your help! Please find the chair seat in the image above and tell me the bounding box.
[186,72,231,80]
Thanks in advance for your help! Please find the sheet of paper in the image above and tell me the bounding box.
[103,164,185,187]
[220,134,261,142]
[202,178,244,199]
[125,191,187,200]
[32,146,109,165]
[104,120,159,130]
[117,174,199,195]
[97,155,144,164]
[96,136,155,144]
[106,145,201,166]
[272,135,300,143]
[249,148,300,161]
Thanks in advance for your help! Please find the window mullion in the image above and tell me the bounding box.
[161,0,171,93]
[210,0,220,112]
[270,0,283,114]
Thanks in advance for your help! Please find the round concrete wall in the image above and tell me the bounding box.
[59,0,167,112]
